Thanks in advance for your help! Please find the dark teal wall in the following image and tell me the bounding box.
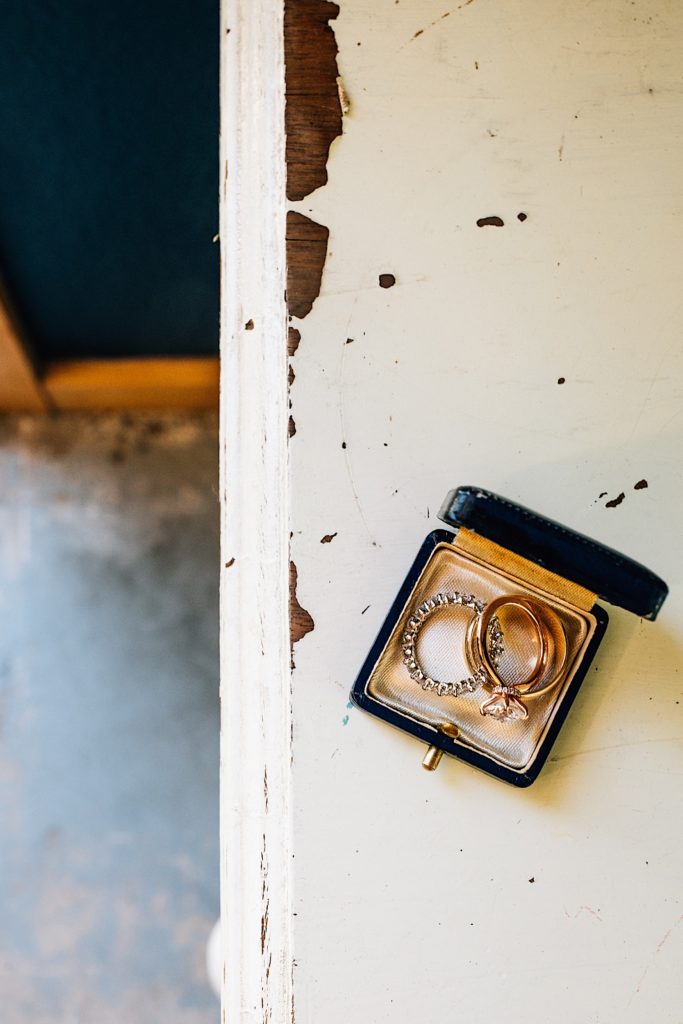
[0,1,219,361]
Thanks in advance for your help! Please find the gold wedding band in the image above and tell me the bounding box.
[474,594,567,699]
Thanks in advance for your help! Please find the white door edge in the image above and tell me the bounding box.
[219,1,291,1021]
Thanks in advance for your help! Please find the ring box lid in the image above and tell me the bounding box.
[438,486,668,620]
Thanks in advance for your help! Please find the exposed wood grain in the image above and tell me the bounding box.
[44,358,219,411]
[284,0,339,660]
[285,0,342,201]
[0,282,50,412]
[289,560,314,657]
[286,211,329,319]
[288,326,301,356]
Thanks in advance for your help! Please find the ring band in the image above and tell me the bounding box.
[473,594,567,721]
[401,591,503,697]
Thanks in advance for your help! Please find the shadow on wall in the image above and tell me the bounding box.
[0,413,219,1024]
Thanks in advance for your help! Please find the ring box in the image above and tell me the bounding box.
[350,486,668,786]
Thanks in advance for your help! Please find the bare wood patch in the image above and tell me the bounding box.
[286,212,329,319]
[290,561,315,659]
[285,2,342,656]
[285,0,343,202]
[288,327,301,357]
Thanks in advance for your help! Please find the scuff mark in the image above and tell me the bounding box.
[336,76,351,114]
[409,10,452,42]
[605,492,625,508]
[320,532,337,544]
[260,830,271,1022]
[477,215,504,227]
[564,905,604,922]
[261,902,269,955]
[632,912,683,998]
[558,134,565,161]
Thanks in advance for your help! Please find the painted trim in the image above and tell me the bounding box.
[219,1,291,1023]
[43,357,218,410]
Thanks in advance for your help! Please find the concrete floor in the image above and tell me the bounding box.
[0,414,219,1023]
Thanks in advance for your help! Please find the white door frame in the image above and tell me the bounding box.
[219,1,292,1021]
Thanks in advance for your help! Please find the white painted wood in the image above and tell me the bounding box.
[289,2,682,1022]
[219,1,290,1022]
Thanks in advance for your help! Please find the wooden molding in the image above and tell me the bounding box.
[43,357,218,411]
[219,0,292,1022]
[0,285,50,412]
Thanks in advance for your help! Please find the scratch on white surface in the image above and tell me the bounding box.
[632,912,683,998]
[407,10,452,44]
[626,343,671,445]
[550,736,681,763]
[337,299,380,548]
[564,905,604,923]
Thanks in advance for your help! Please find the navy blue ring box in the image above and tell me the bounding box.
[350,486,668,786]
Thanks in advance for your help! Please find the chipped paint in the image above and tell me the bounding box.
[285,1,345,678]
[286,213,330,319]
[289,561,315,654]
[285,0,343,202]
